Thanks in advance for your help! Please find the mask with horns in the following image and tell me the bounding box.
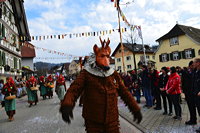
[93,37,111,71]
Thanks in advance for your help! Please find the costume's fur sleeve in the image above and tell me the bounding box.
[62,70,86,107]
[114,71,140,113]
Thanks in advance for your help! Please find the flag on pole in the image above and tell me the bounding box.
[137,26,143,39]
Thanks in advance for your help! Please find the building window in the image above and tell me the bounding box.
[152,55,155,60]
[169,37,179,45]
[185,49,192,59]
[117,58,121,62]
[126,56,131,61]
[117,66,121,70]
[118,50,121,53]
[198,49,200,55]
[161,54,167,62]
[146,55,150,59]
[124,49,128,52]
[173,52,179,60]
[127,65,132,69]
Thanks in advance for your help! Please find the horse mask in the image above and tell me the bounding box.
[93,37,111,71]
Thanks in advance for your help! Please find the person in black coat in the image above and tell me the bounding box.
[141,65,153,108]
[159,67,172,115]
[181,61,197,125]
[191,58,200,132]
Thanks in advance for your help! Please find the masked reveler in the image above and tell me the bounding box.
[26,76,38,107]
[55,74,66,103]
[60,37,142,133]
[2,77,17,121]
[39,76,47,100]
[46,75,54,99]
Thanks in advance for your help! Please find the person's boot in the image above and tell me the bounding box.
[185,120,197,125]
[29,103,32,107]
[196,127,200,133]
[10,116,14,121]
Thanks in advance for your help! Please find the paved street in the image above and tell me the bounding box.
[0,82,141,133]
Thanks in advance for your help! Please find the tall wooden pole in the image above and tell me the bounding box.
[117,4,126,72]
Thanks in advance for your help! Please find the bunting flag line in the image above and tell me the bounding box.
[35,56,86,60]
[110,0,143,38]
[22,43,77,57]
[20,27,127,42]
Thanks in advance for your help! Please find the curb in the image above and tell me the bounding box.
[119,111,146,133]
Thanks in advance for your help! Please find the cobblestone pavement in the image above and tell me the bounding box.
[118,96,200,133]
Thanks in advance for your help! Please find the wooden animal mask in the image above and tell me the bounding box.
[93,37,111,70]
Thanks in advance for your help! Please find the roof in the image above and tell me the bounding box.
[111,43,157,56]
[21,42,36,58]
[11,0,31,41]
[156,24,200,43]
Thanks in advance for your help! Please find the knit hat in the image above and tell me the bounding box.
[188,60,193,67]
[161,67,168,73]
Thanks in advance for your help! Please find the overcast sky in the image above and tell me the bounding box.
[24,0,200,63]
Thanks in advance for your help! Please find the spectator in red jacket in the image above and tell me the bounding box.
[165,66,182,120]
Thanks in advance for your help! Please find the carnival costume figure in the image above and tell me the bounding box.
[46,75,54,99]
[39,76,47,100]
[2,77,17,121]
[26,76,38,107]
[55,74,66,102]
[60,37,142,133]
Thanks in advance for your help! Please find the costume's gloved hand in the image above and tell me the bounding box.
[59,105,74,124]
[133,110,142,124]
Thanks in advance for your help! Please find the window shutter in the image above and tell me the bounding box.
[0,23,2,36]
[2,52,5,66]
[159,55,162,62]
[191,49,195,58]
[0,8,2,18]
[170,53,173,61]
[167,54,170,61]
[182,51,186,59]
[19,59,21,69]
[14,57,17,69]
[2,24,5,37]
[178,52,182,60]
[0,51,2,66]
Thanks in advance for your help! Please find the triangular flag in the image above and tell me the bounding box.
[122,28,124,33]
